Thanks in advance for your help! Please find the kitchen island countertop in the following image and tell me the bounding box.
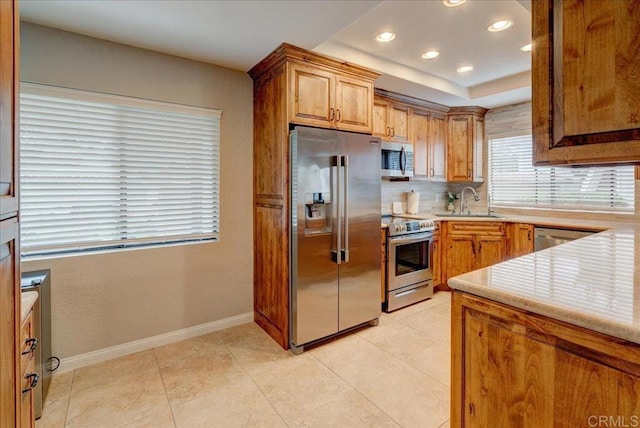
[448,223,640,344]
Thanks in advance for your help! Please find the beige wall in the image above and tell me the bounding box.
[20,23,254,358]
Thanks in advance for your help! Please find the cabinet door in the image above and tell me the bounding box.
[412,109,429,177]
[432,230,441,287]
[372,98,389,139]
[509,223,534,258]
[472,116,484,182]
[389,103,410,143]
[0,217,19,428]
[380,228,387,303]
[334,75,372,133]
[0,0,18,219]
[447,115,473,182]
[429,114,447,182]
[289,63,333,128]
[446,234,475,278]
[476,235,506,269]
[532,0,640,166]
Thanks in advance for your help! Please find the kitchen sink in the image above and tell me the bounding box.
[434,213,502,218]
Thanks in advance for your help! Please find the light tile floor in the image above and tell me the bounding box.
[37,291,452,428]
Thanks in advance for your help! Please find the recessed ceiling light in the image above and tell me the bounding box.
[520,43,532,52]
[376,32,396,42]
[443,0,467,7]
[457,65,474,73]
[421,50,440,59]
[488,20,513,32]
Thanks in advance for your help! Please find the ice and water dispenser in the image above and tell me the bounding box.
[304,192,331,235]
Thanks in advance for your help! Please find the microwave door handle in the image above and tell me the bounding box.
[400,146,407,175]
[342,155,349,263]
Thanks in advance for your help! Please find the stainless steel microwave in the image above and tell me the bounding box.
[381,141,413,179]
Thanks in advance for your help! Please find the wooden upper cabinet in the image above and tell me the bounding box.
[412,109,429,177]
[429,114,447,182]
[289,60,375,133]
[372,96,409,142]
[447,108,486,182]
[412,108,447,182]
[532,0,640,166]
[0,0,19,220]
[289,63,333,128]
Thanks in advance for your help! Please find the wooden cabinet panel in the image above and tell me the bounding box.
[19,311,34,428]
[289,63,333,128]
[412,109,429,177]
[472,117,484,182]
[475,235,506,269]
[381,228,387,303]
[0,0,18,219]
[447,116,473,182]
[532,0,640,166]
[443,221,507,286]
[372,98,389,139]
[0,217,19,428]
[432,229,441,287]
[508,223,534,258]
[446,234,475,279]
[429,114,447,182]
[334,75,372,133]
[453,291,640,427]
[389,104,409,142]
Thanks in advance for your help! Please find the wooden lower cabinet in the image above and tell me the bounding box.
[507,223,534,259]
[452,291,640,427]
[380,228,387,303]
[442,222,507,288]
[20,310,35,428]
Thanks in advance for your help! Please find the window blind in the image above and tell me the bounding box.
[488,134,635,213]
[20,83,221,256]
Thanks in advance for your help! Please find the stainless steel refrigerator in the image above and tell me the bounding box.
[290,126,381,353]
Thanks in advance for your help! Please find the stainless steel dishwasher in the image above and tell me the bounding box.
[534,227,595,251]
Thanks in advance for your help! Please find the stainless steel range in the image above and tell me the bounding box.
[382,216,435,312]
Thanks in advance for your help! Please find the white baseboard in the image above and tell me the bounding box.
[57,311,254,373]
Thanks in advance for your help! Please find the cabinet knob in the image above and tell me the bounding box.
[386,126,391,136]
[330,108,335,122]
[391,127,395,137]
[336,109,341,122]
[468,169,472,178]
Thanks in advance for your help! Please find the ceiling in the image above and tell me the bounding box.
[20,0,532,109]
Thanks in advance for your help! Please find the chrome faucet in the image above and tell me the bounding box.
[459,186,480,215]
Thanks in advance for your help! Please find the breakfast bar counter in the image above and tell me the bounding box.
[447,224,640,427]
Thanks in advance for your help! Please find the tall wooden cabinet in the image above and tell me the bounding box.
[248,43,380,349]
[0,0,22,426]
[447,107,486,182]
[532,0,640,166]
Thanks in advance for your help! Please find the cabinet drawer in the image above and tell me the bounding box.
[448,222,505,234]
[20,358,35,428]
[20,312,35,372]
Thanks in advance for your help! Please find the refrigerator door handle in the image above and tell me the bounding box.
[342,155,349,263]
[331,155,342,264]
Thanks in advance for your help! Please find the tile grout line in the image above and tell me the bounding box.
[307,352,405,427]
[224,342,290,427]
[151,347,178,428]
[61,369,75,427]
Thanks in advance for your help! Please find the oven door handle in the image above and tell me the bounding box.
[388,233,433,246]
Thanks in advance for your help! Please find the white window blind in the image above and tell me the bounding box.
[489,134,635,213]
[20,83,221,256]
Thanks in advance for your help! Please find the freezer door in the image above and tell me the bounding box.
[338,133,382,331]
[290,127,340,346]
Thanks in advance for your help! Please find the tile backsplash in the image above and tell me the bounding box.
[381,180,488,216]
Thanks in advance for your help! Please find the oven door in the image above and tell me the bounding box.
[387,231,433,291]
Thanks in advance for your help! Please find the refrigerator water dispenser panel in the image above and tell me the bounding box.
[304,191,331,235]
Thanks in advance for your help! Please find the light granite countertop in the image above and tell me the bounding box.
[448,224,640,344]
[21,291,38,323]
